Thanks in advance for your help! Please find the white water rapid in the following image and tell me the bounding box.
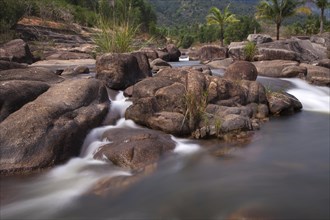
[284,78,330,114]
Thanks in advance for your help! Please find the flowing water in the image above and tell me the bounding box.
[0,62,329,219]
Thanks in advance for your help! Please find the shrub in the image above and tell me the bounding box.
[243,41,257,61]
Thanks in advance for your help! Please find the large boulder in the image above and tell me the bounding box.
[224,61,258,81]
[252,60,299,78]
[257,39,327,63]
[0,67,64,83]
[166,44,181,62]
[0,78,109,175]
[300,63,330,87]
[247,34,273,44]
[199,45,227,63]
[0,80,49,122]
[93,128,175,170]
[0,39,34,64]
[228,42,247,60]
[256,48,297,61]
[95,53,151,90]
[207,58,234,70]
[310,32,330,47]
[267,92,302,115]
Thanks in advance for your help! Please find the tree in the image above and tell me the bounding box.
[256,0,305,40]
[206,4,239,47]
[314,0,330,33]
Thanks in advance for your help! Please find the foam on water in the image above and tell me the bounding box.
[172,136,200,154]
[110,91,132,117]
[284,78,330,114]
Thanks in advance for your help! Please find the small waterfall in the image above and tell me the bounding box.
[1,90,202,219]
[284,78,330,114]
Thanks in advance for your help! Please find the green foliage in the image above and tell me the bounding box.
[284,15,330,36]
[183,90,208,130]
[206,4,239,46]
[256,0,305,40]
[93,16,139,53]
[243,42,257,61]
[179,35,195,49]
[224,16,261,44]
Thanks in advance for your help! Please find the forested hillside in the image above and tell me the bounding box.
[149,0,259,26]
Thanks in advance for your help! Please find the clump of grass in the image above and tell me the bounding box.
[182,90,208,130]
[93,16,139,53]
[243,41,257,61]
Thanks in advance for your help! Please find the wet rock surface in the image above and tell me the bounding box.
[94,128,176,170]
[0,78,109,175]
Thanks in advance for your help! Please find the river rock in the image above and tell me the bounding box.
[300,63,330,86]
[252,60,299,78]
[224,61,258,81]
[316,59,330,69]
[267,92,302,115]
[0,39,34,64]
[96,53,151,90]
[0,80,49,122]
[166,44,181,62]
[0,60,28,71]
[310,32,330,47]
[281,65,307,78]
[0,78,109,175]
[93,128,175,169]
[61,65,90,75]
[46,51,93,60]
[207,58,234,70]
[199,45,227,63]
[139,47,159,60]
[0,67,64,83]
[126,67,273,139]
[247,34,273,44]
[257,39,327,63]
[228,42,246,60]
[150,58,172,72]
[256,48,297,61]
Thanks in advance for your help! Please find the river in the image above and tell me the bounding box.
[1,61,329,219]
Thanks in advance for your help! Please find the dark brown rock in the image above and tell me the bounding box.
[300,63,330,86]
[138,47,158,60]
[0,39,34,64]
[239,80,268,104]
[253,60,299,78]
[317,59,330,69]
[166,44,181,62]
[93,128,175,170]
[0,80,49,122]
[150,58,172,72]
[0,67,64,83]
[256,48,297,61]
[224,61,258,81]
[199,45,227,62]
[0,78,109,175]
[267,92,302,115]
[0,60,28,71]
[96,53,150,90]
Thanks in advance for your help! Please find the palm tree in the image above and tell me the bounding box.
[314,0,330,33]
[256,0,305,40]
[206,5,239,47]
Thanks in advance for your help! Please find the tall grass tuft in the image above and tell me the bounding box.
[243,41,257,61]
[93,15,139,53]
